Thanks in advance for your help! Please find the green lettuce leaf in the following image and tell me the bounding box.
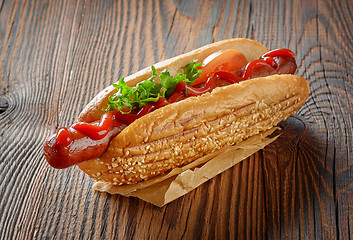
[105,61,203,113]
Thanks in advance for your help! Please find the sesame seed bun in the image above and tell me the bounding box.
[77,39,309,186]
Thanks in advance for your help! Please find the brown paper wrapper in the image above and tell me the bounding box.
[93,128,280,207]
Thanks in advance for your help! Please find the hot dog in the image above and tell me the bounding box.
[44,38,309,186]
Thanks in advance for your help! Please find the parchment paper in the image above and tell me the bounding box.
[93,128,280,207]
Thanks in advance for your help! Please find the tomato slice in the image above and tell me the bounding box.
[192,49,248,86]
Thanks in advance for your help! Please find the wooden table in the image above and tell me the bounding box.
[1,0,352,239]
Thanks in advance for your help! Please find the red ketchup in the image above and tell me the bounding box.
[44,98,168,168]
[44,49,297,168]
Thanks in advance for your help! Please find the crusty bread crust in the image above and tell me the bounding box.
[77,39,310,185]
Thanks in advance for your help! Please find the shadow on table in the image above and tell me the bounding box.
[262,115,337,239]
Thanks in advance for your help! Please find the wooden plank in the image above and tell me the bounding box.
[0,0,87,239]
[0,0,352,239]
[261,0,353,239]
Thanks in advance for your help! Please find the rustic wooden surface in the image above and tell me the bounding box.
[0,0,352,239]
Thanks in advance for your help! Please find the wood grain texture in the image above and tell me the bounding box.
[0,0,352,239]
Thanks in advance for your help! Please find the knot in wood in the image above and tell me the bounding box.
[0,95,9,114]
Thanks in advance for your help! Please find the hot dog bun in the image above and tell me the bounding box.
[77,39,309,185]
